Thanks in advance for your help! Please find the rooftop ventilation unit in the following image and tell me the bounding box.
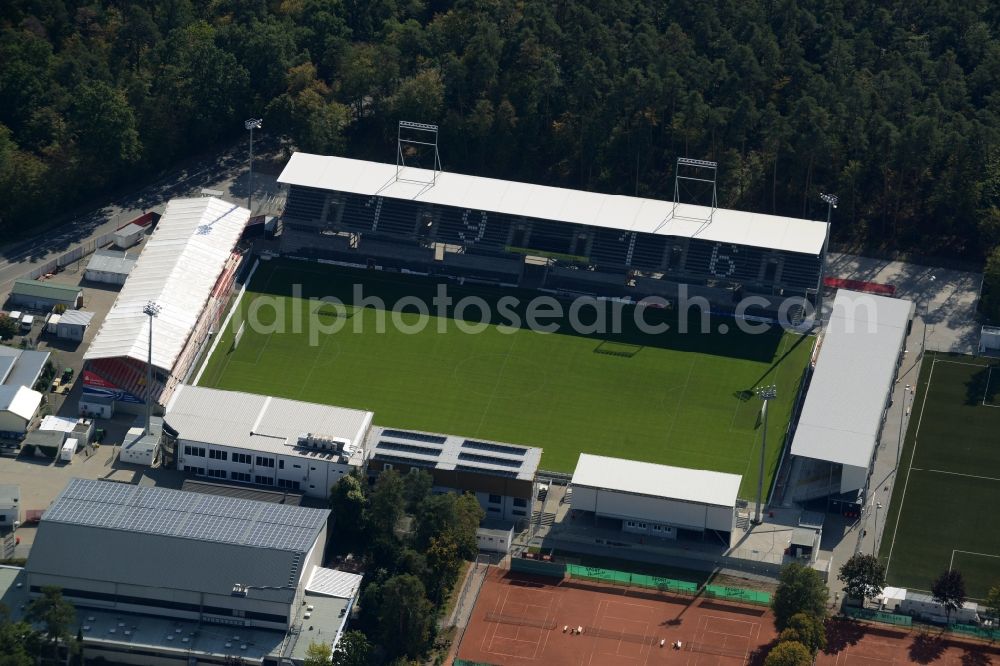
[297,433,351,453]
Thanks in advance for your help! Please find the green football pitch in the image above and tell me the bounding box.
[880,353,1000,600]
[198,259,813,496]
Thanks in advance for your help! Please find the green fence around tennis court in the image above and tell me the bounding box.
[844,606,913,626]
[949,623,1000,641]
[564,564,699,595]
[510,557,567,578]
[453,660,502,666]
[702,583,771,606]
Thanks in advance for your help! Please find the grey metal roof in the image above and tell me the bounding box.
[58,310,95,326]
[165,384,373,461]
[181,480,303,506]
[369,427,541,481]
[85,249,137,275]
[0,349,49,389]
[28,479,329,600]
[306,567,363,599]
[791,291,914,468]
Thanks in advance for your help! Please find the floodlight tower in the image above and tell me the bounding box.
[244,118,262,213]
[143,301,161,436]
[814,193,838,322]
[754,385,777,524]
[820,193,838,223]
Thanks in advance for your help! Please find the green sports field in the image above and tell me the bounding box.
[880,353,1000,600]
[198,259,813,496]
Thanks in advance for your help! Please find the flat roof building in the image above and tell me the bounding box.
[14,478,359,665]
[790,290,913,500]
[369,427,542,523]
[165,385,374,498]
[570,453,742,541]
[8,279,83,310]
[84,249,137,285]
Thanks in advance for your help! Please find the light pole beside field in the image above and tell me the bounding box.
[920,275,936,359]
[244,118,262,214]
[873,501,883,556]
[754,385,777,524]
[143,301,161,436]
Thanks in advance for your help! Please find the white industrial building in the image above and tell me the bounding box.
[55,309,94,341]
[569,453,742,541]
[165,385,374,498]
[84,249,137,285]
[790,290,914,502]
[368,428,541,523]
[83,197,250,412]
[11,478,362,665]
[0,485,19,528]
[112,222,145,248]
[0,385,43,437]
[883,588,981,625]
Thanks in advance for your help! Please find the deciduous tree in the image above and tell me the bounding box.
[838,553,887,602]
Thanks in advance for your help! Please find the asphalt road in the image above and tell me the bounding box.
[0,140,283,295]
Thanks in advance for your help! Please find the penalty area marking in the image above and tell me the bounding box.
[909,468,1000,483]
[949,549,1000,572]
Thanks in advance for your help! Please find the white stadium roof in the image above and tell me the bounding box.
[570,453,742,508]
[85,198,249,370]
[791,290,914,469]
[279,153,829,256]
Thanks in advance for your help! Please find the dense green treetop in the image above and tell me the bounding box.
[2,0,999,262]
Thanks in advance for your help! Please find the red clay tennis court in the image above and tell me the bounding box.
[457,568,773,665]
[456,569,1000,665]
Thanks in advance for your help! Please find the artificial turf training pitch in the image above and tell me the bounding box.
[880,352,1000,600]
[199,259,812,496]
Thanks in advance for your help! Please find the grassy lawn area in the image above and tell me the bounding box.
[880,353,1000,600]
[199,259,812,497]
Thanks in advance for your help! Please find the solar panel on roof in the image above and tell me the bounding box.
[455,465,520,478]
[461,440,527,456]
[380,429,447,444]
[457,452,522,468]
[43,479,328,553]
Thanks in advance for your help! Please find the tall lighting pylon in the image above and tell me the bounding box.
[755,385,777,524]
[143,301,161,436]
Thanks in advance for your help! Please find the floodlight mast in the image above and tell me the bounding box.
[820,193,838,224]
[754,385,777,524]
[396,120,442,185]
[656,157,718,231]
[143,301,162,436]
[245,118,262,213]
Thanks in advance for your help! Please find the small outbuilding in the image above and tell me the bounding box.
[56,310,94,341]
[570,453,742,543]
[112,223,145,249]
[8,279,83,311]
[0,385,43,437]
[119,416,162,467]
[0,485,19,529]
[84,249,136,286]
[476,520,515,554]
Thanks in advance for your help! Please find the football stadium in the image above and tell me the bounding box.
[197,149,829,496]
[880,352,1000,599]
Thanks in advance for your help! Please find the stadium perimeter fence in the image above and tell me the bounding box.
[509,560,772,605]
[843,607,1000,642]
[843,606,913,627]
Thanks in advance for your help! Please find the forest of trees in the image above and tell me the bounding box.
[2,0,999,266]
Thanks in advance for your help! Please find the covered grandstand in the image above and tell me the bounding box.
[82,197,250,412]
[278,154,830,310]
[789,290,913,504]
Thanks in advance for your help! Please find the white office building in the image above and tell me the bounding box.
[165,385,374,499]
